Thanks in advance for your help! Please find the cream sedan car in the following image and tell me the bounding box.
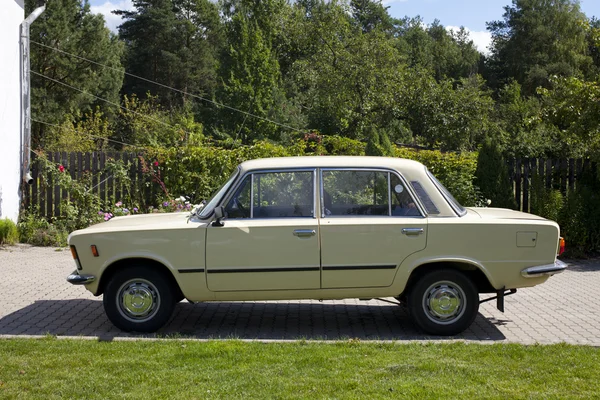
[67,156,566,335]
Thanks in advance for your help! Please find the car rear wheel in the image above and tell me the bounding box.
[103,266,176,332]
[407,269,479,336]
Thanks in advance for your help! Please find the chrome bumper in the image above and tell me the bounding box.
[521,260,568,278]
[67,270,96,285]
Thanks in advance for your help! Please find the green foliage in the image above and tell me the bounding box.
[0,218,19,245]
[116,0,223,110]
[530,168,600,257]
[115,95,204,148]
[558,170,600,256]
[530,175,564,223]
[28,0,124,148]
[17,210,69,247]
[365,128,394,156]
[474,140,517,209]
[396,148,481,206]
[538,76,600,158]
[487,0,591,95]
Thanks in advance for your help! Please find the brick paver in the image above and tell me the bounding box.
[1,244,598,344]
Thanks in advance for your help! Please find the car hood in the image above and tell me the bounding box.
[70,212,205,237]
[466,207,547,221]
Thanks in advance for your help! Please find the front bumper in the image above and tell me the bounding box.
[521,260,568,278]
[67,270,96,285]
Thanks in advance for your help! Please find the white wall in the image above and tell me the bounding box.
[0,0,25,222]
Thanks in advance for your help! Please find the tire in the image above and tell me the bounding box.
[103,266,176,333]
[407,269,479,336]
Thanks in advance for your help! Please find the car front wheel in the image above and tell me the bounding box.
[103,266,176,332]
[407,269,479,336]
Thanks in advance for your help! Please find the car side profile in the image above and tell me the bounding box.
[67,156,567,335]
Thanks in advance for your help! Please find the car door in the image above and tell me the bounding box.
[205,169,321,291]
[319,169,427,289]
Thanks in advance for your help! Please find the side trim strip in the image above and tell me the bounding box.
[208,266,320,274]
[178,269,205,274]
[322,265,397,271]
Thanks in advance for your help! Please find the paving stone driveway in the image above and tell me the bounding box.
[0,245,598,344]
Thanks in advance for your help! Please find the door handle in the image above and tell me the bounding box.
[402,228,424,236]
[293,229,316,238]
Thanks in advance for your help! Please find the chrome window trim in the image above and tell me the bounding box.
[388,172,392,216]
[220,168,318,220]
[319,167,426,218]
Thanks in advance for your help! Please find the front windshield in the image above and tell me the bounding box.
[198,168,240,218]
[427,170,466,216]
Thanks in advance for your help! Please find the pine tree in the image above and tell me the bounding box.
[474,140,517,209]
[28,0,124,148]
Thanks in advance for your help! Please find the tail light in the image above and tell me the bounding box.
[558,237,565,256]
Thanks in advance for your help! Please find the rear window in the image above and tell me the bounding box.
[410,180,440,215]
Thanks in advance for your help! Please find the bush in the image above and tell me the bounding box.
[18,211,69,247]
[138,138,480,207]
[0,218,19,245]
[474,140,517,209]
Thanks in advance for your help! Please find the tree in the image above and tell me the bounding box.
[394,18,480,81]
[538,76,600,158]
[28,0,124,148]
[116,0,223,109]
[486,0,591,95]
[216,3,284,143]
[474,140,517,209]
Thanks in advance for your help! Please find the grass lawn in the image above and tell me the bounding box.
[0,338,598,399]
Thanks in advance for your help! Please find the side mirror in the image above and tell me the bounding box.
[212,206,225,227]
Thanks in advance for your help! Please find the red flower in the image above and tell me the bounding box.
[153,161,159,167]
[58,165,65,173]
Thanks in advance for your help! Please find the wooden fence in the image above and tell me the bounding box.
[22,152,598,217]
[508,158,597,213]
[22,152,152,218]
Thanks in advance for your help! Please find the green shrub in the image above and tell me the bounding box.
[18,211,68,247]
[395,147,481,206]
[474,140,517,209]
[0,218,19,245]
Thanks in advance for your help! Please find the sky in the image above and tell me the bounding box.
[89,0,600,54]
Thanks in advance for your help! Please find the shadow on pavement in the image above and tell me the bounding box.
[563,260,600,273]
[0,299,506,341]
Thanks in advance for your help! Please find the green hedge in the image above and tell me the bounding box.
[140,137,480,207]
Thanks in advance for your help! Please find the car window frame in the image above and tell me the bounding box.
[318,168,426,218]
[220,168,318,220]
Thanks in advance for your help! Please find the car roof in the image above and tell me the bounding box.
[239,156,426,174]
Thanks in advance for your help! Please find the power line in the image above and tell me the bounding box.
[31,40,303,132]
[31,70,189,136]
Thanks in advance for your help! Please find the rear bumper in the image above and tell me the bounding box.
[67,270,96,285]
[521,260,568,278]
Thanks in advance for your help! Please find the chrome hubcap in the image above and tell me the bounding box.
[117,279,160,322]
[423,281,466,325]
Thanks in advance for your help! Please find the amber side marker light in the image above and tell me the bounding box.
[91,245,99,257]
[558,237,566,256]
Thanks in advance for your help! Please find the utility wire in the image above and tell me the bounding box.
[31,40,302,132]
[31,70,190,136]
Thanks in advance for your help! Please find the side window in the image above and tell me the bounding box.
[390,174,421,216]
[253,171,314,218]
[322,170,389,216]
[225,171,314,219]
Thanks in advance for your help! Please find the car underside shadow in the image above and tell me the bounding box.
[0,299,506,341]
